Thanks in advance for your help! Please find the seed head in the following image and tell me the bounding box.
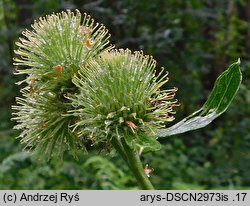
[12,10,111,159]
[70,49,179,149]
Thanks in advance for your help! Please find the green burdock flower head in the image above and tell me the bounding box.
[12,10,111,158]
[70,49,179,154]
[12,9,178,159]
[14,9,110,89]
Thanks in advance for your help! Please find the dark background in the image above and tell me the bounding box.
[0,0,250,189]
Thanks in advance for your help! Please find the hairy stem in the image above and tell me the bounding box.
[110,137,129,165]
[114,139,154,190]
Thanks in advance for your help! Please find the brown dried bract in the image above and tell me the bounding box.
[40,121,46,128]
[29,79,36,94]
[126,121,138,133]
[53,64,63,76]
[144,164,154,177]
[85,38,92,47]
[29,86,35,94]
[126,121,137,129]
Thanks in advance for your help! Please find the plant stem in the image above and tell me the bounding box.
[110,137,129,165]
[120,138,155,190]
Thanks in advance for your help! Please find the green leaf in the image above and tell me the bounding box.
[158,59,242,137]
[124,133,161,154]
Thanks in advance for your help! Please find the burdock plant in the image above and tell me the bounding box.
[12,10,242,190]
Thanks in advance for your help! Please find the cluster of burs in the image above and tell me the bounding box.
[12,10,178,159]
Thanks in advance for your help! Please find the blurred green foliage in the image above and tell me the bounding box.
[0,0,250,189]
